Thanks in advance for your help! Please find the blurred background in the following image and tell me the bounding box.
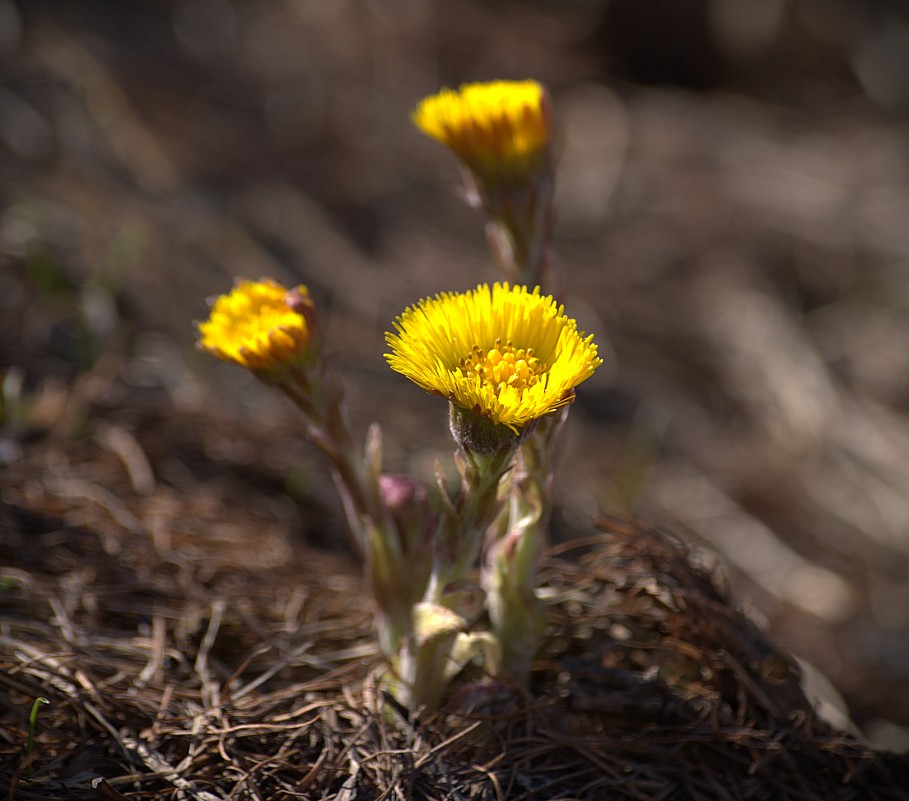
[2,0,909,749]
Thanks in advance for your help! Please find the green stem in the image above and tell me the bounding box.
[26,697,49,777]
[483,176,555,289]
[275,372,373,554]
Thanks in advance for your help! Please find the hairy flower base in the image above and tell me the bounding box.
[386,283,601,432]
[412,80,551,185]
[449,402,527,456]
[197,279,314,371]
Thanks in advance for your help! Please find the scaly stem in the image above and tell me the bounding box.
[393,408,519,713]
[484,407,567,681]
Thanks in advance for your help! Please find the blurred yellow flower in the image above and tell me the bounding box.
[197,279,314,371]
[385,283,601,432]
[412,80,551,185]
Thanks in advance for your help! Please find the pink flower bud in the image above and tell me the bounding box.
[379,473,426,512]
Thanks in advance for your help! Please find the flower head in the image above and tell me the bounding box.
[197,279,316,372]
[412,80,552,187]
[385,283,601,432]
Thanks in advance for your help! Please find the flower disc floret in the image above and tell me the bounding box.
[412,80,551,185]
[385,283,601,431]
[197,279,314,371]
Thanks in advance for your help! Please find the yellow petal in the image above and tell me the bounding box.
[412,80,552,185]
[197,279,314,371]
[385,283,601,430]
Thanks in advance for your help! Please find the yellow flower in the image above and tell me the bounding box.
[197,279,315,371]
[385,283,601,432]
[412,80,552,186]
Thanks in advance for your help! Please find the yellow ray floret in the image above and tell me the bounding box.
[385,283,601,431]
[197,279,314,371]
[412,80,551,183]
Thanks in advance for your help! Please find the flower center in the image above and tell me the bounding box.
[459,339,544,392]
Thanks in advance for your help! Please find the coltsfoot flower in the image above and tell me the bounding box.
[385,283,601,433]
[197,279,316,372]
[412,80,552,187]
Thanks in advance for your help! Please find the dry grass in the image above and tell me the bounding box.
[1,407,907,798]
